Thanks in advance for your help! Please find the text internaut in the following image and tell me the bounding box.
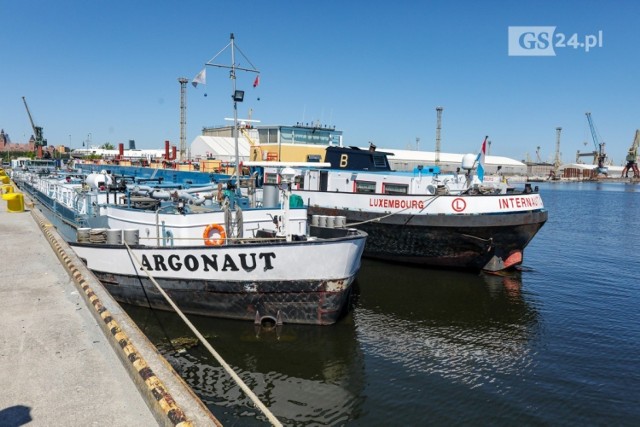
[498,196,542,209]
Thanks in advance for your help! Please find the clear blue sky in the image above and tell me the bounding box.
[2,0,639,164]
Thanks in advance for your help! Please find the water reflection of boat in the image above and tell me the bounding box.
[123,259,538,425]
[352,259,538,389]
[123,304,366,425]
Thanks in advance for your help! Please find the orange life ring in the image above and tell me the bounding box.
[203,223,226,246]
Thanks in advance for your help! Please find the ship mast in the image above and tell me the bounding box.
[201,33,260,193]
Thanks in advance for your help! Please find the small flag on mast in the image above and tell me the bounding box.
[475,136,488,182]
[253,75,260,88]
[192,68,206,88]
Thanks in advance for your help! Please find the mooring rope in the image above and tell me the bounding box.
[122,241,283,427]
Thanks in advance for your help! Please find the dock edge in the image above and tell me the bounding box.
[28,202,220,427]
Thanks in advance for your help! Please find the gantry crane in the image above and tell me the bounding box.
[21,96,47,158]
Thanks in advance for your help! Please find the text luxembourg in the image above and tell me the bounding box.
[369,198,425,209]
[140,252,277,273]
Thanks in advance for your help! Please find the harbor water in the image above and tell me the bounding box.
[123,182,640,426]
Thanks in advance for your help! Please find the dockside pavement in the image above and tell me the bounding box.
[0,190,220,426]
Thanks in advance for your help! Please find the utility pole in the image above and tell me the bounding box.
[435,106,443,165]
[178,77,189,162]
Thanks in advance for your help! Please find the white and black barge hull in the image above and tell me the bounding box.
[70,227,367,325]
[308,207,548,271]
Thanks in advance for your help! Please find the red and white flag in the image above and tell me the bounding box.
[253,75,260,88]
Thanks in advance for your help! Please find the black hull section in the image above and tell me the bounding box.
[309,207,548,271]
[94,272,354,326]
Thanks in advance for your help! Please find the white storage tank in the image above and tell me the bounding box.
[85,172,113,190]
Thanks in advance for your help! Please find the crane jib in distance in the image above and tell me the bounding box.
[22,96,47,158]
[584,112,608,175]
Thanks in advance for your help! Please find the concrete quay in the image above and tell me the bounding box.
[0,191,220,426]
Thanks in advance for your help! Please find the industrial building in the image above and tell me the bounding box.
[191,123,343,163]
[379,147,527,175]
[189,123,528,175]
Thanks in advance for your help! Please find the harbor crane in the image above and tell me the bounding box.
[535,146,542,163]
[621,129,640,178]
[576,112,607,175]
[21,96,47,159]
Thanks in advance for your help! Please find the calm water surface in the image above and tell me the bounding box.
[124,182,640,426]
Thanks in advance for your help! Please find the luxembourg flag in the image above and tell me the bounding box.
[476,136,488,182]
